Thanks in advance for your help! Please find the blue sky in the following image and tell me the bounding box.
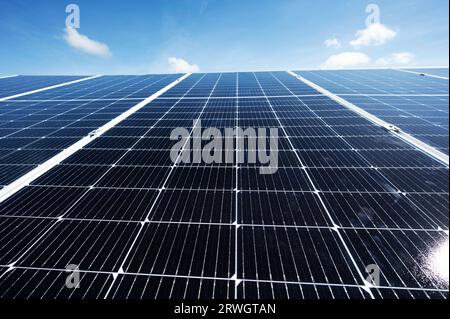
[0,0,448,75]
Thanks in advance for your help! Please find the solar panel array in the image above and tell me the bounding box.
[0,69,448,299]
[0,76,86,99]
[0,75,180,187]
[297,69,449,154]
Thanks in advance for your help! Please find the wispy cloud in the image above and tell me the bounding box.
[168,57,199,73]
[324,38,341,48]
[63,27,111,58]
[350,23,397,47]
[200,0,209,14]
[376,52,415,66]
[322,52,370,69]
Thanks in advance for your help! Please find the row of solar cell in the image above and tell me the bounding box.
[297,69,449,154]
[0,266,446,299]
[0,185,447,229]
[160,72,318,98]
[10,148,434,169]
[0,75,87,99]
[298,69,449,95]
[0,216,447,293]
[14,74,180,100]
[0,161,435,195]
[340,95,449,153]
[75,135,416,151]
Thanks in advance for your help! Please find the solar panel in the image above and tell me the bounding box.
[21,74,180,100]
[297,69,449,94]
[296,69,449,155]
[0,75,182,187]
[0,70,448,300]
[339,95,449,153]
[0,75,87,99]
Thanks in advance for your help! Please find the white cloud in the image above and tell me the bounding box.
[376,52,415,66]
[63,27,111,58]
[324,38,341,48]
[350,23,397,47]
[168,57,200,73]
[322,52,370,69]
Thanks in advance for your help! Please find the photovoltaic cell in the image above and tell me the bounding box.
[0,269,113,299]
[0,70,448,300]
[297,69,449,154]
[341,95,449,153]
[0,74,183,184]
[108,275,233,299]
[342,229,448,290]
[15,220,141,272]
[19,74,180,100]
[238,281,372,299]
[298,69,448,94]
[0,217,55,265]
[0,75,86,99]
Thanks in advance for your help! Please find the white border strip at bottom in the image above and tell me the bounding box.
[0,73,191,204]
[287,70,449,167]
[0,75,102,102]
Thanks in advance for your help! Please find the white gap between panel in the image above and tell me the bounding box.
[394,68,449,80]
[0,75,102,102]
[287,71,449,167]
[0,75,19,80]
[0,73,191,204]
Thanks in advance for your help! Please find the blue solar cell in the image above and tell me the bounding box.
[297,69,449,154]
[298,69,449,94]
[0,75,86,98]
[0,71,448,300]
[0,75,184,185]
